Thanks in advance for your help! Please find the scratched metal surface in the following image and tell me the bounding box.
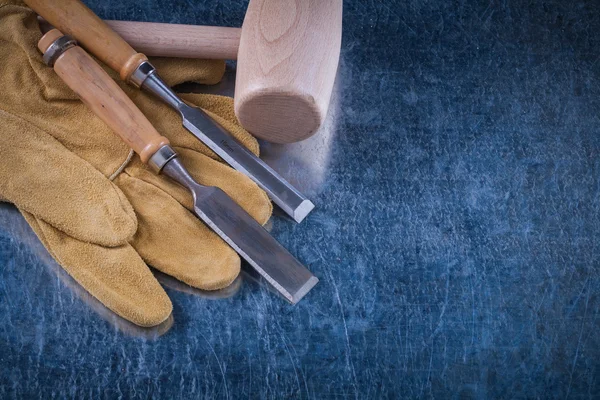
[1,0,600,398]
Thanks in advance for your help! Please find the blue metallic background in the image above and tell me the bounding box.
[1,0,599,398]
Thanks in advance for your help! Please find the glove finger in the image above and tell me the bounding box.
[124,149,272,226]
[149,57,225,87]
[0,110,137,246]
[115,172,241,291]
[21,211,172,327]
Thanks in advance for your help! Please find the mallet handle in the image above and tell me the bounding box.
[105,20,241,60]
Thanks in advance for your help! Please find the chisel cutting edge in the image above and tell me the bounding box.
[37,29,318,303]
[26,0,315,223]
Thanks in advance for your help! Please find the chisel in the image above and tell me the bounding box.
[26,0,315,223]
[37,29,318,303]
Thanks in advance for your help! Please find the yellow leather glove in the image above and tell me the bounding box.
[0,2,272,326]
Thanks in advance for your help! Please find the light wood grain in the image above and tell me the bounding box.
[39,29,169,163]
[234,0,343,143]
[105,20,241,60]
[25,0,147,81]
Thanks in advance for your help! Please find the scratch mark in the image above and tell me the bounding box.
[470,273,476,346]
[199,332,229,400]
[420,345,434,397]
[327,270,358,399]
[275,319,304,397]
[287,333,312,399]
[431,262,451,338]
[565,278,590,400]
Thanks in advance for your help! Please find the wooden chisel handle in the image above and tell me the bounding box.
[38,29,169,163]
[105,20,240,60]
[26,0,147,82]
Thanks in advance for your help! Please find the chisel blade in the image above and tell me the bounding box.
[193,185,318,303]
[162,158,318,303]
[180,104,315,223]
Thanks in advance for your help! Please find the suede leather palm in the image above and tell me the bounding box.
[0,2,273,327]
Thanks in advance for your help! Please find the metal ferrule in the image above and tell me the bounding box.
[42,35,77,67]
[148,145,178,173]
[129,61,156,88]
[130,61,185,110]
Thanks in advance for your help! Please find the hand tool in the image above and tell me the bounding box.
[26,0,315,223]
[30,0,343,144]
[37,28,318,304]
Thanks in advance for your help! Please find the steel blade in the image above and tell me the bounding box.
[192,185,318,303]
[180,104,315,223]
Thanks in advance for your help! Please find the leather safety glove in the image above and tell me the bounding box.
[0,2,272,327]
